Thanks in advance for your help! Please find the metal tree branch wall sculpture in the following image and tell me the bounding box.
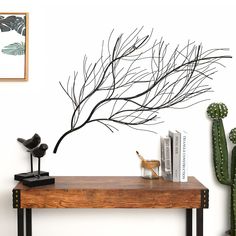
[53,28,231,153]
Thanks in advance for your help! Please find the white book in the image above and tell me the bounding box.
[160,136,172,180]
[160,137,165,176]
[177,130,188,182]
[169,130,181,182]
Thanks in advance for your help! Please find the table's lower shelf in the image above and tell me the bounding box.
[12,176,209,236]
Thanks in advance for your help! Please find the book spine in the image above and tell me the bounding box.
[164,137,172,180]
[164,137,171,172]
[180,131,188,182]
[160,137,165,177]
[169,131,181,182]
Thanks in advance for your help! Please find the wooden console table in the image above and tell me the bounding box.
[12,176,209,236]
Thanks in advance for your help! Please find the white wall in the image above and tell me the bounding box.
[0,0,235,235]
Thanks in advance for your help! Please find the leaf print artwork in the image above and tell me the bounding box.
[0,13,28,80]
[0,15,26,55]
[2,42,25,55]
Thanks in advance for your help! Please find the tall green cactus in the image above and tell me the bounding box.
[207,103,236,235]
[229,128,236,236]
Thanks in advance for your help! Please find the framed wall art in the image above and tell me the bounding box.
[0,12,29,81]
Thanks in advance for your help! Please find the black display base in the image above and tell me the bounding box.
[23,175,55,187]
[14,171,49,181]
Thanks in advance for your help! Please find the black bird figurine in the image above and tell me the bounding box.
[17,133,41,172]
[30,144,48,177]
[16,134,53,186]
[17,133,41,149]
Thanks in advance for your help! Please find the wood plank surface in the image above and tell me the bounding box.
[13,176,208,209]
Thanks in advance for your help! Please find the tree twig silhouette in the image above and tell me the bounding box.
[53,28,232,153]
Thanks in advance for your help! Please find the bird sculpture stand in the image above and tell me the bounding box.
[15,134,49,181]
[22,143,55,187]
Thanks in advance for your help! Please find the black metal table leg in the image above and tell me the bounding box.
[186,209,193,236]
[197,208,203,236]
[26,209,32,236]
[17,208,24,236]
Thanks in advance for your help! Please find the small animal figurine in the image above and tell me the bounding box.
[22,142,54,187]
[30,144,48,177]
[17,133,41,172]
[15,133,53,186]
[17,133,41,150]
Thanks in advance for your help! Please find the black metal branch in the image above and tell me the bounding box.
[53,29,232,153]
[69,36,150,127]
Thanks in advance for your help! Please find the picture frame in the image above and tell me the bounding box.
[0,12,29,81]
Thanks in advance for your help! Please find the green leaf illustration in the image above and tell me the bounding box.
[0,15,16,32]
[0,15,26,36]
[12,16,26,36]
[1,42,25,55]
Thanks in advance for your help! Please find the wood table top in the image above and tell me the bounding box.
[14,176,207,190]
[13,176,209,209]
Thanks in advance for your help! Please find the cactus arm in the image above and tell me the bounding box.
[207,102,230,185]
[212,119,231,185]
[231,147,236,236]
[231,183,236,236]
[231,146,236,180]
[230,146,236,236]
[230,129,236,236]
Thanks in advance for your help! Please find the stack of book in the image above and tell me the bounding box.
[160,130,188,182]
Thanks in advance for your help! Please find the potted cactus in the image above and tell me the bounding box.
[207,102,236,235]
